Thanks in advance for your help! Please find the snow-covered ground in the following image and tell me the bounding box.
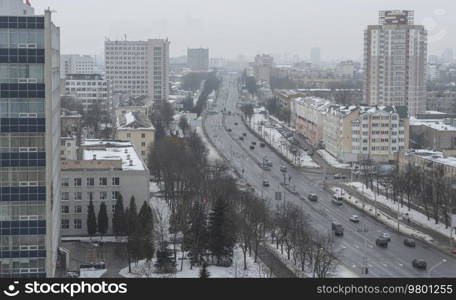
[79,268,107,278]
[330,187,434,243]
[317,149,351,169]
[195,126,222,162]
[346,182,456,241]
[119,246,270,278]
[248,113,319,168]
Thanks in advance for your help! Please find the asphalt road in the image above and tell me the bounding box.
[203,73,456,278]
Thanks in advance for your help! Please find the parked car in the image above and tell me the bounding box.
[332,222,344,236]
[376,238,389,248]
[404,238,416,248]
[260,143,266,148]
[266,160,273,167]
[308,193,318,202]
[243,133,247,137]
[262,180,270,187]
[227,128,232,132]
[234,122,238,125]
[252,141,257,145]
[332,195,344,206]
[412,259,427,270]
[379,233,391,242]
[349,215,360,223]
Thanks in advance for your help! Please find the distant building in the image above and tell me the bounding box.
[253,54,274,82]
[60,140,149,236]
[187,48,209,71]
[105,39,170,105]
[335,61,356,79]
[364,10,427,116]
[115,111,155,163]
[426,91,456,114]
[399,149,456,180]
[63,74,112,112]
[60,55,95,79]
[61,109,82,137]
[61,136,77,161]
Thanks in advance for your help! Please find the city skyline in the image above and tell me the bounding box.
[31,0,456,61]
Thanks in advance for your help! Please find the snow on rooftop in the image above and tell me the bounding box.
[124,112,135,126]
[410,117,456,131]
[81,140,145,171]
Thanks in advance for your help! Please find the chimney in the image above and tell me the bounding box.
[93,154,96,160]
[127,154,131,160]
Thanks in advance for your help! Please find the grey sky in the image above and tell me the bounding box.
[32,0,456,61]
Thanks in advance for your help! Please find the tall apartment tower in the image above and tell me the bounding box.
[363,10,427,116]
[187,48,209,71]
[0,0,61,278]
[105,39,170,105]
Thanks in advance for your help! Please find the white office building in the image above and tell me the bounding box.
[63,74,112,112]
[105,39,170,105]
[60,55,95,79]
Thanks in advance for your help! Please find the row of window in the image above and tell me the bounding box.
[62,177,120,187]
[62,191,120,201]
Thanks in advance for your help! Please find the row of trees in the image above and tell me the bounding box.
[359,159,456,229]
[147,128,339,277]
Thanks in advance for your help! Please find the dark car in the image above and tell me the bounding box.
[252,141,257,145]
[227,128,232,132]
[262,180,270,187]
[308,193,318,202]
[243,133,247,137]
[404,238,416,248]
[234,122,238,125]
[260,143,266,148]
[250,145,255,150]
[239,136,244,141]
[376,238,388,248]
[412,259,427,270]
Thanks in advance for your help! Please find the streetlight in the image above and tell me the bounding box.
[428,259,447,278]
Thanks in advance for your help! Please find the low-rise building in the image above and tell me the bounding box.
[115,111,155,163]
[60,140,149,236]
[64,74,112,112]
[426,91,456,114]
[409,117,456,153]
[61,137,77,161]
[399,149,456,180]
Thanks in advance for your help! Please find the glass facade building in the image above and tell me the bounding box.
[0,1,60,278]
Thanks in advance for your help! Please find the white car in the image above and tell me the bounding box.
[349,215,360,223]
[379,233,391,242]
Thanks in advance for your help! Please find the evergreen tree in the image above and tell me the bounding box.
[98,202,109,238]
[139,201,154,261]
[154,245,176,274]
[112,193,126,237]
[87,197,97,237]
[127,196,142,263]
[199,263,210,278]
[207,198,237,265]
[185,201,207,266]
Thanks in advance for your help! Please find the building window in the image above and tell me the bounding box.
[141,133,146,138]
[62,178,69,187]
[112,191,120,200]
[99,177,107,186]
[141,142,146,147]
[75,192,82,201]
[62,219,69,229]
[74,219,82,229]
[87,192,94,201]
[62,192,69,201]
[100,191,108,200]
[74,178,82,186]
[127,133,131,138]
[62,206,69,214]
[87,178,95,186]
[112,177,120,186]
[75,205,82,213]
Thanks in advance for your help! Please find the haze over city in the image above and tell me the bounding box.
[32,0,456,60]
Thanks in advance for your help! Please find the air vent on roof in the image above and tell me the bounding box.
[129,160,133,166]
[93,154,96,160]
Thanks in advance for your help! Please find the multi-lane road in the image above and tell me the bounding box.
[203,72,456,278]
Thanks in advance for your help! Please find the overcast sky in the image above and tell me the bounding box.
[32,0,456,61]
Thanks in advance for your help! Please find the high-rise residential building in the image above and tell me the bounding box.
[63,74,112,112]
[104,39,170,106]
[253,54,274,82]
[187,48,209,71]
[0,0,61,278]
[363,10,427,117]
[310,47,321,65]
[60,55,95,79]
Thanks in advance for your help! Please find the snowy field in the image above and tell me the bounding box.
[249,113,319,168]
[195,126,222,162]
[330,187,434,243]
[346,182,456,241]
[317,149,351,169]
[119,246,270,278]
[79,268,107,278]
